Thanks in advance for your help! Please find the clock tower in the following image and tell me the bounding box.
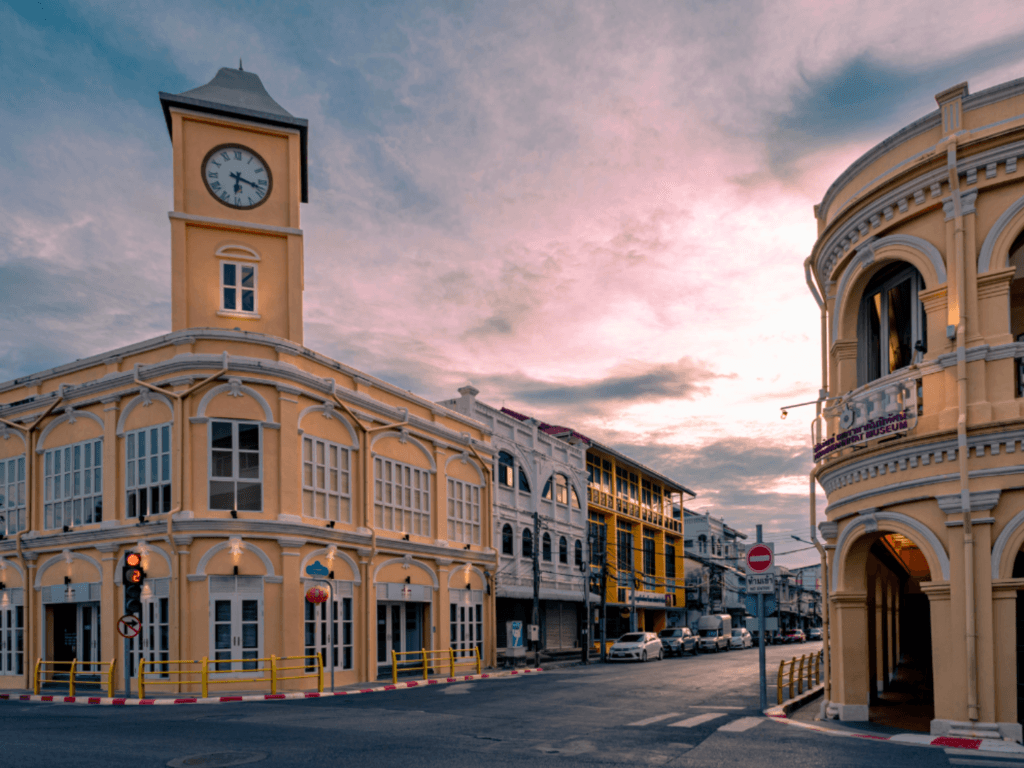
[159,67,308,343]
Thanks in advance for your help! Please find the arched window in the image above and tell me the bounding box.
[542,532,552,561]
[498,452,514,487]
[502,524,514,555]
[522,528,533,559]
[1009,229,1024,340]
[555,475,569,504]
[518,468,531,492]
[574,539,583,567]
[559,536,568,564]
[857,262,926,385]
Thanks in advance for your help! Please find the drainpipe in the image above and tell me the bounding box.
[945,137,980,722]
[1,387,64,691]
[804,255,832,708]
[135,353,229,690]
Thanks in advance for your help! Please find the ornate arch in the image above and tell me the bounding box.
[0,425,27,449]
[0,555,25,580]
[196,379,274,422]
[194,538,276,577]
[447,564,487,587]
[372,555,439,589]
[832,510,949,592]
[116,391,174,436]
[370,431,437,471]
[113,544,174,585]
[34,550,102,589]
[991,508,1024,579]
[979,191,1024,273]
[36,407,104,453]
[444,451,485,484]
[832,235,946,343]
[298,547,361,584]
[297,403,359,447]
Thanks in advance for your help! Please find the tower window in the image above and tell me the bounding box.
[857,263,925,385]
[222,262,257,314]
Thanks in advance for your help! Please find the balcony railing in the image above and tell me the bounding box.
[586,487,682,532]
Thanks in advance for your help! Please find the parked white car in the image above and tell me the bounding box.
[729,627,752,649]
[609,632,663,662]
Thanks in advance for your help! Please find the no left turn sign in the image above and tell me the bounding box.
[746,543,776,575]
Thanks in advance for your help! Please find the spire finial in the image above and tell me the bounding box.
[239,59,243,71]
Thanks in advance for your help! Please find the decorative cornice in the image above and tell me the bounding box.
[935,490,1001,514]
[168,210,302,237]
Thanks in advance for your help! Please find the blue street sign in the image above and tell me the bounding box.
[745,595,777,616]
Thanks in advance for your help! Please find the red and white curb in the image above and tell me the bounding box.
[766,707,1024,755]
[0,667,543,707]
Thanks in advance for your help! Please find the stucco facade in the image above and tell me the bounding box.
[0,67,496,694]
[808,77,1024,740]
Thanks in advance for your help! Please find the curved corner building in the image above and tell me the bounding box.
[809,78,1024,740]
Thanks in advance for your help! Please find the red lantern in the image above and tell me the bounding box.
[306,586,329,604]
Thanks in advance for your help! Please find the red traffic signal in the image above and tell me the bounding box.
[123,551,145,617]
[125,552,142,568]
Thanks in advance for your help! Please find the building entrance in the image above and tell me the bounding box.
[377,602,424,671]
[49,602,100,671]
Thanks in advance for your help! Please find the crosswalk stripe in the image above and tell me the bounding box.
[669,713,727,728]
[716,717,763,733]
[691,705,745,710]
[947,759,1024,767]
[627,713,681,726]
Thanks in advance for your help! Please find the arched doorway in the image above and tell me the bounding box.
[835,526,935,728]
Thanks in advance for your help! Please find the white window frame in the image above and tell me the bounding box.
[450,589,483,660]
[43,439,103,530]
[0,592,24,676]
[0,456,26,537]
[209,420,262,512]
[374,456,431,536]
[128,580,170,678]
[303,582,354,672]
[302,436,352,522]
[125,423,172,518]
[209,575,264,676]
[447,478,481,545]
[220,261,258,315]
[857,264,925,385]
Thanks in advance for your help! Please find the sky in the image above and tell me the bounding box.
[3,1,1024,567]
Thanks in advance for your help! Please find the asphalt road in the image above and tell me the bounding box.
[0,640,1009,767]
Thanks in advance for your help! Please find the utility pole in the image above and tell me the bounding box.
[582,537,590,665]
[600,550,608,662]
[630,576,638,632]
[532,509,540,667]
[757,524,767,712]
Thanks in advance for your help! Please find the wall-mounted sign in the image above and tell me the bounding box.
[628,589,669,608]
[813,408,912,461]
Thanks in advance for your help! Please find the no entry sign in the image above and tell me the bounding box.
[746,543,775,575]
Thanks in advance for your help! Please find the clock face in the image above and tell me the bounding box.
[201,144,273,209]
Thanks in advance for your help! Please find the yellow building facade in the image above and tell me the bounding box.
[809,77,1024,740]
[581,442,690,637]
[0,67,496,694]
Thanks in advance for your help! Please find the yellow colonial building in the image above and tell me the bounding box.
[809,76,1024,740]
[0,67,496,694]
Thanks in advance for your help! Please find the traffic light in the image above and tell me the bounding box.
[123,551,145,617]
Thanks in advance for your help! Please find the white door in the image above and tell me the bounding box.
[377,602,423,669]
[0,595,24,676]
[449,589,483,660]
[209,575,263,675]
[77,603,100,673]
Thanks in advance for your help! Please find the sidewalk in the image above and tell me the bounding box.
[770,692,1024,756]
[0,666,544,707]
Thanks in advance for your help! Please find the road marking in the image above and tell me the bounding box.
[947,760,1024,767]
[669,713,727,728]
[628,713,681,726]
[690,705,745,710]
[717,717,763,733]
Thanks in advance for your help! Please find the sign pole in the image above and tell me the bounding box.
[757,525,767,712]
[124,636,131,698]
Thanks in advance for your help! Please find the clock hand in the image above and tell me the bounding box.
[231,172,261,189]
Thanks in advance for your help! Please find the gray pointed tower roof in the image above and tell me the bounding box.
[160,67,308,202]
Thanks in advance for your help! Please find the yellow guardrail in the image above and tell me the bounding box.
[391,647,481,684]
[33,658,116,697]
[138,655,323,699]
[776,650,823,704]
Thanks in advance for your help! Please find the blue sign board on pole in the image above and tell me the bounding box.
[745,595,777,616]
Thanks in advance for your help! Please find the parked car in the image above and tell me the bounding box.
[808,627,822,641]
[729,627,753,649]
[609,632,663,662]
[696,614,732,653]
[659,627,696,656]
[783,629,806,644]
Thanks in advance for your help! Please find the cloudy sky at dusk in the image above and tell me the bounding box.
[3,1,1024,566]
